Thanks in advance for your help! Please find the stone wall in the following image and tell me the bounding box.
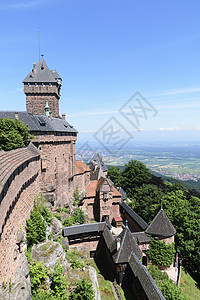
[0,145,40,284]
[24,83,60,117]
[32,134,77,208]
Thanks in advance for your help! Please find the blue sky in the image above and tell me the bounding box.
[1,0,200,147]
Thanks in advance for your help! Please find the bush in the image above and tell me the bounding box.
[35,192,52,225]
[70,279,94,300]
[29,261,48,295]
[73,208,86,224]
[26,206,46,246]
[147,238,175,266]
[50,264,68,299]
[63,216,75,227]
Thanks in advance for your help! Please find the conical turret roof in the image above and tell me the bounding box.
[145,209,176,237]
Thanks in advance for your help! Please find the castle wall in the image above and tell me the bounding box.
[0,146,40,284]
[33,134,77,207]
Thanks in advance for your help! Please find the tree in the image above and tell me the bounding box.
[70,279,94,300]
[129,184,164,223]
[147,238,176,266]
[0,117,33,151]
[73,208,86,224]
[107,166,122,187]
[120,160,151,196]
[26,206,46,246]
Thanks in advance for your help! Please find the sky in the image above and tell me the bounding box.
[0,0,200,149]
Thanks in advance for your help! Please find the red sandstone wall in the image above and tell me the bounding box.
[33,135,77,207]
[0,149,40,284]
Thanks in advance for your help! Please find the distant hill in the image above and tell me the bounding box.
[150,170,200,193]
[106,164,200,193]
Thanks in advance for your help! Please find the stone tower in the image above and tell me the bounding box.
[23,58,62,117]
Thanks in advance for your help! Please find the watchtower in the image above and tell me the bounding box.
[23,58,62,117]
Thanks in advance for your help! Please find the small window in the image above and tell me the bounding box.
[35,83,38,86]
[42,83,45,86]
[49,83,52,87]
[28,83,31,86]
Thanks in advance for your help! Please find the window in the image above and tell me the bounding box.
[42,83,45,86]
[35,83,38,86]
[49,83,52,87]
[28,83,31,86]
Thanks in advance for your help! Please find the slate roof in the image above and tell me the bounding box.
[112,227,142,263]
[120,200,148,230]
[63,222,106,237]
[118,187,126,201]
[90,153,108,172]
[23,58,61,83]
[132,232,151,244]
[145,209,176,237]
[0,111,78,134]
[129,253,165,300]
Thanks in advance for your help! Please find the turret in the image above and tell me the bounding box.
[23,58,62,118]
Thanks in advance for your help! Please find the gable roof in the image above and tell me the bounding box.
[145,209,176,237]
[23,58,61,83]
[75,161,90,175]
[0,111,77,134]
[112,227,142,263]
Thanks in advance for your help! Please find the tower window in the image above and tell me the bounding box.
[49,83,52,87]
[35,83,38,86]
[28,83,31,86]
[42,83,45,86]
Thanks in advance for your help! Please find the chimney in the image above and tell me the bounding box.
[32,62,36,74]
[62,113,66,120]
[117,238,121,251]
[15,112,19,120]
[49,111,53,120]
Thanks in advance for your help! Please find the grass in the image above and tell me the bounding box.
[180,268,200,300]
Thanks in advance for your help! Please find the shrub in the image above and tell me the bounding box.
[70,279,94,300]
[50,264,68,299]
[147,238,175,266]
[26,206,46,246]
[29,261,48,295]
[73,208,86,224]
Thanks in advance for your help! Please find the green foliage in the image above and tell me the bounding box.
[70,279,95,300]
[70,257,85,269]
[63,215,75,227]
[129,183,164,223]
[107,166,122,187]
[26,206,46,246]
[73,208,86,224]
[35,192,52,225]
[57,207,70,214]
[0,117,33,151]
[55,212,62,222]
[63,208,86,227]
[50,264,68,299]
[120,160,151,196]
[29,261,48,295]
[148,264,186,300]
[148,238,176,266]
[73,186,80,206]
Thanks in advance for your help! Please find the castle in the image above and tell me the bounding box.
[0,58,122,285]
[0,58,176,299]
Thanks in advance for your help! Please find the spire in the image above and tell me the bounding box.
[44,100,50,117]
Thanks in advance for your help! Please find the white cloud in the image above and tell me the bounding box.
[0,0,53,10]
